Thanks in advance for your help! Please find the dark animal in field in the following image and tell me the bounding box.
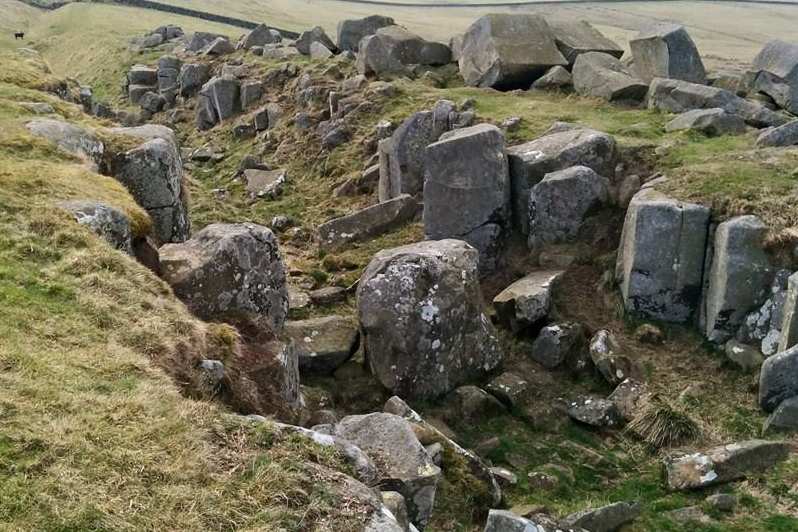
[14,32,25,40]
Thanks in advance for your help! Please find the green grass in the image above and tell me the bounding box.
[0,50,367,532]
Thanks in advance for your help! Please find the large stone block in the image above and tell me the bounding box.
[357,239,502,400]
[507,127,616,234]
[630,23,707,84]
[458,14,567,89]
[423,124,510,270]
[616,189,710,322]
[703,216,772,343]
[337,15,395,52]
[572,52,648,103]
[746,40,798,114]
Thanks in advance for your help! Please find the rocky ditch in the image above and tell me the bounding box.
[28,11,798,531]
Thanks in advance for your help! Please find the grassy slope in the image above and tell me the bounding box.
[0,0,40,49]
[0,52,365,532]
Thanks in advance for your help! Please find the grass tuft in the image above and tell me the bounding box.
[626,395,701,450]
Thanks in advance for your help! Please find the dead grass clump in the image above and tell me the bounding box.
[626,395,700,450]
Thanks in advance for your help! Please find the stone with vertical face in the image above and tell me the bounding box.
[423,124,510,271]
[616,189,710,323]
[630,23,707,84]
[703,216,772,344]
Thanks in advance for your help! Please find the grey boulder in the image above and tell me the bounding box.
[378,100,455,201]
[573,52,648,103]
[531,322,587,371]
[507,127,616,234]
[527,165,610,250]
[664,440,790,490]
[549,19,623,65]
[567,397,623,428]
[357,239,502,399]
[334,413,441,529]
[493,270,564,331]
[665,108,746,136]
[160,223,288,332]
[530,65,572,91]
[297,26,337,55]
[746,40,798,114]
[756,120,798,147]
[27,118,105,168]
[648,77,789,128]
[111,137,189,243]
[458,14,567,89]
[284,316,358,374]
[196,76,241,130]
[240,24,281,50]
[59,200,132,253]
[423,124,510,271]
[178,63,211,97]
[186,32,227,52]
[616,189,710,323]
[759,344,798,412]
[763,396,798,435]
[703,216,772,344]
[337,15,396,52]
[630,23,706,84]
[778,271,798,352]
[357,26,451,78]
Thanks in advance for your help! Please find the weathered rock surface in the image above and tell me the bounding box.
[203,37,235,56]
[531,322,587,371]
[448,385,506,422]
[240,24,281,50]
[284,316,359,375]
[724,340,764,372]
[485,372,529,408]
[384,396,502,509]
[630,23,707,84]
[616,189,710,323]
[357,26,450,78]
[186,31,227,52]
[589,330,641,387]
[665,108,747,136]
[112,137,189,243]
[647,77,789,128]
[196,76,241,130]
[379,100,455,201]
[483,510,540,532]
[573,52,648,103]
[759,345,798,412]
[244,169,286,199]
[756,120,798,147]
[746,40,798,114]
[527,165,610,250]
[778,272,798,352]
[664,440,790,490]
[507,127,616,234]
[493,270,564,331]
[561,501,641,532]
[549,19,623,65]
[334,413,441,529]
[297,26,337,55]
[59,200,132,253]
[738,269,789,356]
[317,194,418,250]
[763,396,798,435]
[530,65,573,91]
[423,124,510,270]
[458,14,567,89]
[703,216,772,344]
[178,63,211,97]
[609,379,649,422]
[160,223,288,332]
[27,119,104,168]
[337,15,396,52]
[357,239,502,399]
[567,397,623,428]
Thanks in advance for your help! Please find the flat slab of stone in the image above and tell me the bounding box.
[244,169,286,199]
[756,120,798,147]
[284,316,359,374]
[666,108,747,136]
[493,270,564,331]
[562,501,641,532]
[317,194,418,251]
[664,440,790,490]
